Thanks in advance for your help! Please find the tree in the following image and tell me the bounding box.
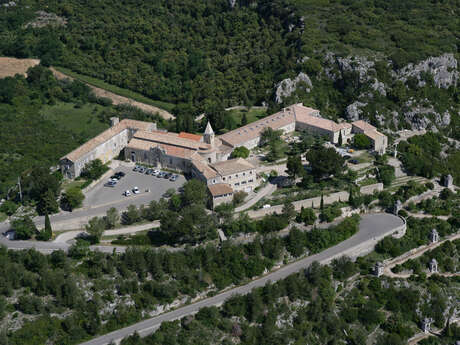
[260,127,283,146]
[122,205,140,225]
[353,133,372,149]
[338,131,343,146]
[80,159,108,181]
[306,146,344,179]
[182,179,208,206]
[241,113,248,126]
[296,207,316,225]
[286,155,304,179]
[37,188,59,215]
[233,191,248,206]
[62,187,85,211]
[12,216,37,240]
[266,140,285,162]
[105,207,119,229]
[231,146,250,159]
[85,217,105,243]
[37,213,52,241]
[282,201,296,221]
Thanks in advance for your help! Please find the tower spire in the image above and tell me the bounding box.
[204,121,215,145]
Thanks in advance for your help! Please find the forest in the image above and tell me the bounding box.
[0,0,458,133]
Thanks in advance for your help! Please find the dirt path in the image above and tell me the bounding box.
[50,67,175,121]
[383,232,460,278]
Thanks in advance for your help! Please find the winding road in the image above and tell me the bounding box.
[77,213,404,345]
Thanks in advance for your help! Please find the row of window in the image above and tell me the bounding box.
[223,170,253,181]
[233,179,254,187]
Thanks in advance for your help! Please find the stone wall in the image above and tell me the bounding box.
[246,183,383,218]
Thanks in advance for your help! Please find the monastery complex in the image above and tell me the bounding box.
[60,103,387,206]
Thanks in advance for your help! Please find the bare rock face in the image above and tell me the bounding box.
[345,101,367,121]
[397,53,458,88]
[228,0,237,8]
[275,72,312,103]
[371,78,386,96]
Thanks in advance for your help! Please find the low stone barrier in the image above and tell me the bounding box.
[247,183,383,218]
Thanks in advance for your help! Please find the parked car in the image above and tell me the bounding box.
[262,204,271,209]
[164,172,172,179]
[132,186,140,194]
[133,165,141,171]
[152,169,160,176]
[115,171,125,178]
[146,169,153,175]
[170,174,178,182]
[106,180,117,187]
[138,167,146,173]
[349,159,359,164]
[110,177,118,182]
[123,190,131,197]
[157,171,166,178]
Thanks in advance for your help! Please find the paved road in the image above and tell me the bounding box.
[79,213,404,345]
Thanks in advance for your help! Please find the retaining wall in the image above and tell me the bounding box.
[247,183,383,218]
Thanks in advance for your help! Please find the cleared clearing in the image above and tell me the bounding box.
[0,57,40,78]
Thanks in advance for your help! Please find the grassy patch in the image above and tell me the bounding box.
[226,108,267,126]
[40,102,109,139]
[62,179,87,192]
[55,67,176,112]
[0,212,7,222]
[354,151,375,163]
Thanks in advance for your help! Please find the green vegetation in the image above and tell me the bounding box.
[353,133,372,150]
[375,217,456,258]
[226,108,268,127]
[393,239,460,275]
[231,146,250,159]
[399,133,459,184]
[55,67,175,112]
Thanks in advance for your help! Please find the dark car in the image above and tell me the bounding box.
[146,169,153,175]
[105,180,117,187]
[349,159,359,164]
[169,174,178,182]
[343,155,352,160]
[164,172,172,179]
[115,171,125,178]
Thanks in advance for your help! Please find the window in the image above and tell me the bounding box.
[248,179,253,183]
[223,177,226,181]
[229,176,232,180]
[242,181,246,184]
[213,179,216,184]
[250,171,252,174]
[236,174,239,178]
[243,172,245,176]
[235,182,240,186]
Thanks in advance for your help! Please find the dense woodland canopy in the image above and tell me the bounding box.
[0,0,458,131]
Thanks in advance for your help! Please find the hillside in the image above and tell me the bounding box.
[0,0,457,134]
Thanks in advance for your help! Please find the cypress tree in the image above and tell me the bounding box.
[338,131,343,146]
[44,213,52,240]
[320,194,324,210]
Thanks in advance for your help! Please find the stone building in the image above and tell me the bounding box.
[208,183,234,209]
[373,262,384,277]
[60,117,156,178]
[351,120,388,154]
[421,317,433,333]
[430,229,439,243]
[429,258,438,273]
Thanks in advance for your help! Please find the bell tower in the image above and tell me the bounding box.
[204,121,215,146]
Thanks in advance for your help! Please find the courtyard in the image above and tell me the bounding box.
[83,165,186,209]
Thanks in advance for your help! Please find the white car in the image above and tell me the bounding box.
[110,177,118,182]
[262,204,271,209]
[124,190,131,197]
[132,187,140,194]
[152,169,160,176]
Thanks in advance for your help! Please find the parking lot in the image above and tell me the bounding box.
[83,165,186,209]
